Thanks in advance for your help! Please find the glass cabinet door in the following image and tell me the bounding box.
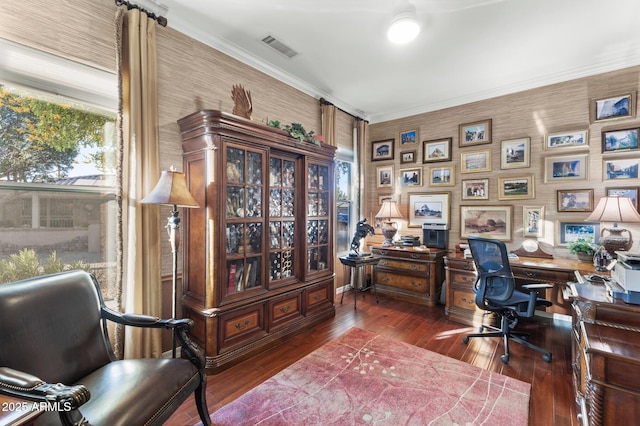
[224,145,264,295]
[268,156,296,283]
[307,163,330,273]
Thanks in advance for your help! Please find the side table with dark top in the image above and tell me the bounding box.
[339,255,380,309]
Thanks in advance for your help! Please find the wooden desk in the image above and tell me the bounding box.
[568,281,640,425]
[0,395,41,426]
[444,253,601,325]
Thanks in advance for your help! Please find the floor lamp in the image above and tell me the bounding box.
[141,167,199,357]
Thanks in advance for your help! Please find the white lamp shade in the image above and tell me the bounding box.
[585,196,640,223]
[376,200,403,220]
[141,169,199,208]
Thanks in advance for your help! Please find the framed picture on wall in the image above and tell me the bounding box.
[601,127,639,153]
[603,158,640,181]
[460,205,512,241]
[422,138,452,163]
[544,154,589,182]
[376,165,393,188]
[400,129,418,145]
[523,206,544,238]
[400,150,416,164]
[557,189,594,212]
[408,192,450,228]
[371,139,394,161]
[498,175,535,200]
[461,178,489,200]
[460,149,492,173]
[592,93,635,123]
[428,165,455,186]
[606,187,639,210]
[557,221,600,246]
[500,137,530,169]
[459,119,492,147]
[399,167,422,187]
[545,130,589,150]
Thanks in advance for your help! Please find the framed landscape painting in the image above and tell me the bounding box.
[545,130,588,150]
[429,166,455,186]
[557,189,594,212]
[400,129,418,145]
[601,127,639,153]
[376,165,393,188]
[498,175,534,200]
[461,149,492,173]
[592,93,635,123]
[606,187,639,210]
[408,192,450,228]
[462,178,489,200]
[399,167,422,187]
[400,150,416,164]
[423,138,452,163]
[557,221,600,246]
[603,158,640,181]
[371,139,394,161]
[544,154,589,182]
[460,205,512,241]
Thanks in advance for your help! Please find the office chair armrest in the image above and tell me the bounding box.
[0,367,90,409]
[522,283,553,290]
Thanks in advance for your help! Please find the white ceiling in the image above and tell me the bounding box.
[162,0,640,123]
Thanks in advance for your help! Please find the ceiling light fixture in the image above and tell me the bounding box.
[387,1,420,45]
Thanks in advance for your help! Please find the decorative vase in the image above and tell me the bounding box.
[576,252,593,263]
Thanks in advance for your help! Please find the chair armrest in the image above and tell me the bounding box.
[0,367,90,409]
[522,283,553,290]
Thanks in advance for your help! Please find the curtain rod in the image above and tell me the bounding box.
[115,0,168,27]
[320,98,367,122]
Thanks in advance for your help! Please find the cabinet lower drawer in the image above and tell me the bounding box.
[219,304,265,349]
[376,270,428,293]
[304,280,333,312]
[377,258,429,274]
[268,293,302,330]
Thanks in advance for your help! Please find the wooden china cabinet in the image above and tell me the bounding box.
[178,110,336,373]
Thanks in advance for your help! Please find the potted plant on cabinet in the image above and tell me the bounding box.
[567,237,599,262]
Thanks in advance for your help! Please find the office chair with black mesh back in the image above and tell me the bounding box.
[462,236,553,363]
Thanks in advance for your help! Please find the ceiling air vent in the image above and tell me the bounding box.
[261,35,298,58]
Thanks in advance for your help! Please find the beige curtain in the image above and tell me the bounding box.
[321,101,337,147]
[355,118,369,219]
[114,7,163,359]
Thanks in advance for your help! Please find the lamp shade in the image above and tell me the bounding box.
[585,196,640,223]
[375,200,403,220]
[140,169,199,208]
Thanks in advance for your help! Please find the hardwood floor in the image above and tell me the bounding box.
[165,291,577,426]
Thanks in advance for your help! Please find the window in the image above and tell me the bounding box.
[0,40,117,300]
[336,159,353,254]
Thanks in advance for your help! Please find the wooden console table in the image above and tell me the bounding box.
[444,253,601,326]
[568,281,640,425]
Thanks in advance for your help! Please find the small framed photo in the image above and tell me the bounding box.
[400,129,418,145]
[399,167,422,187]
[371,139,394,161]
[376,165,393,188]
[408,192,450,228]
[606,187,639,210]
[462,178,489,200]
[557,189,594,212]
[545,130,589,150]
[423,138,452,163]
[501,137,530,169]
[523,206,544,238]
[400,150,416,164]
[459,119,492,147]
[602,127,639,153]
[592,93,635,123]
[461,149,492,173]
[604,158,640,181]
[460,205,512,241]
[428,165,455,186]
[557,221,600,246]
[498,174,535,200]
[544,154,589,182]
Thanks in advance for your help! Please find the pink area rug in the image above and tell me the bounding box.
[209,327,530,425]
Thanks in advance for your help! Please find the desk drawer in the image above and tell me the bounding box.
[372,248,433,262]
[449,270,476,286]
[377,258,428,274]
[445,257,475,272]
[376,270,428,293]
[452,289,477,310]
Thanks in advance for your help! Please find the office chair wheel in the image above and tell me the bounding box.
[462,336,469,344]
[543,353,552,362]
[501,354,509,363]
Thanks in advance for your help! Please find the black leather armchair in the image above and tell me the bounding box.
[0,270,211,425]
[462,236,553,364]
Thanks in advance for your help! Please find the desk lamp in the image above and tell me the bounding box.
[585,196,640,257]
[141,166,199,356]
[375,200,403,247]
